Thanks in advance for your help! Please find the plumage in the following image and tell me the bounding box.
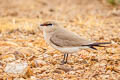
[40,21,111,64]
[49,27,93,47]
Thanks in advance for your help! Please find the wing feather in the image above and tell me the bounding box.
[50,28,93,47]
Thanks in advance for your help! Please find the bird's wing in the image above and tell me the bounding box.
[50,28,93,47]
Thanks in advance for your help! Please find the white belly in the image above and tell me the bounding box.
[50,43,89,53]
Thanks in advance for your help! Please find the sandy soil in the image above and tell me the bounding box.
[0,0,120,80]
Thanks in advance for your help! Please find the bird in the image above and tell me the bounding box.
[40,21,111,64]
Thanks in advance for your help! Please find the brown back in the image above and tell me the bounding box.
[50,27,93,47]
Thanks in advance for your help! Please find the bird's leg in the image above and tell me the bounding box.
[65,53,68,63]
[61,53,68,64]
[61,53,66,64]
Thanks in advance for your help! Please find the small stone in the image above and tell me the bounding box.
[4,61,28,74]
[34,59,47,67]
[30,76,37,80]
[57,65,73,72]
[69,71,76,75]
[100,74,110,79]
[43,53,50,58]
[1,54,16,62]
[53,54,59,57]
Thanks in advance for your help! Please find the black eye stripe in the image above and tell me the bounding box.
[40,23,53,26]
[46,23,53,26]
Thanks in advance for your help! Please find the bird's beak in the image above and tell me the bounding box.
[40,24,47,26]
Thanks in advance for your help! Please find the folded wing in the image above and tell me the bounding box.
[50,28,93,47]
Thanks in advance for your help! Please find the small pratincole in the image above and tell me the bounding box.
[40,21,111,64]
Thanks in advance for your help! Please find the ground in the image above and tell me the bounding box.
[0,0,120,80]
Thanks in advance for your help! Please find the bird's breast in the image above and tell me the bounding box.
[43,31,53,45]
[50,42,85,53]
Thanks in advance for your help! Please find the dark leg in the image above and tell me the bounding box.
[61,53,68,64]
[65,53,68,63]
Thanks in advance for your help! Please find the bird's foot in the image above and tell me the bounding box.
[60,60,67,65]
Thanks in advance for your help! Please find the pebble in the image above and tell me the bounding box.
[4,62,28,74]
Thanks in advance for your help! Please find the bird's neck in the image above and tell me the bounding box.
[43,29,54,40]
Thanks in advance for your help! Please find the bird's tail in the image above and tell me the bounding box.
[82,42,111,50]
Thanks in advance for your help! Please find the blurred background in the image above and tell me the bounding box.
[0,0,120,20]
[0,0,120,80]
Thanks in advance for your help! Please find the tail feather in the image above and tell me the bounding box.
[82,42,111,50]
[89,42,111,46]
[90,46,97,50]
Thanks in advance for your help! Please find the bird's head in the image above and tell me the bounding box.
[40,21,57,26]
[40,21,59,33]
